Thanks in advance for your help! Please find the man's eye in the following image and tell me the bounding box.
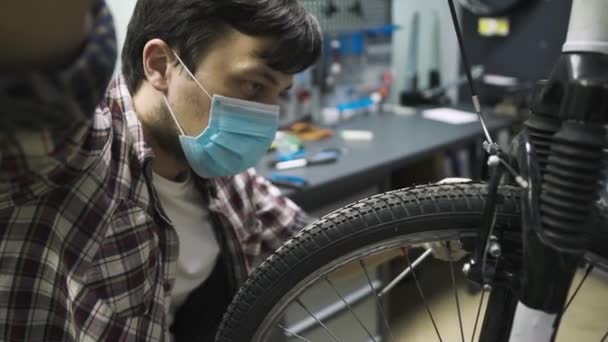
[244,81,264,97]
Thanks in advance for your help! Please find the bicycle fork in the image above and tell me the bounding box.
[512,0,608,340]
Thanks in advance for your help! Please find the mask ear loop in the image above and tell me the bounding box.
[171,49,213,100]
[162,95,187,136]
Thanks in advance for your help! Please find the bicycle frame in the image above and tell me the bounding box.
[447,0,608,340]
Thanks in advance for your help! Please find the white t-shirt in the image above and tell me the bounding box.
[152,172,221,325]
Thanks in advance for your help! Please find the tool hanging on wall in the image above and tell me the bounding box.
[304,0,390,33]
[348,0,364,18]
[324,0,339,18]
[400,11,451,106]
[429,10,442,90]
[405,12,420,93]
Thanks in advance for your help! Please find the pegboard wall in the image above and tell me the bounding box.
[303,0,392,33]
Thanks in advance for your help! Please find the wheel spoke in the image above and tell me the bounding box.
[278,324,312,342]
[447,242,466,342]
[562,264,594,314]
[379,248,433,298]
[359,260,396,342]
[405,252,443,342]
[325,277,377,341]
[470,287,486,342]
[295,298,342,342]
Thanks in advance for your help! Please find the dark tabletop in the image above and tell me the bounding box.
[258,109,512,210]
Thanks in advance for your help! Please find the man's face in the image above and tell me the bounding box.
[155,29,293,157]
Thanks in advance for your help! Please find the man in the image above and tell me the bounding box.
[0,0,322,340]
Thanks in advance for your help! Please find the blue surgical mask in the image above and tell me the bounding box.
[163,51,279,178]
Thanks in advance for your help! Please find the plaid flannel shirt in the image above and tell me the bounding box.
[0,1,309,340]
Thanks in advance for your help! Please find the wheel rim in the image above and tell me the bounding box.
[247,230,608,342]
[253,229,477,342]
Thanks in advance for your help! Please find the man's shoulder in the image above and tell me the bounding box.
[96,75,150,151]
[210,169,259,191]
[207,168,289,213]
[96,76,128,121]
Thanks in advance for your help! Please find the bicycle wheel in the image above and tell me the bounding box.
[216,183,525,342]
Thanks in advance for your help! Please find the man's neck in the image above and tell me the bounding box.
[149,147,188,181]
[132,86,189,182]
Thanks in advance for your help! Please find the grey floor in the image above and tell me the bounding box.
[389,259,608,342]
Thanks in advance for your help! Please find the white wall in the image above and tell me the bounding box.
[391,0,460,103]
[106,0,138,71]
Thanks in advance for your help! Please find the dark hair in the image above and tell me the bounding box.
[122,0,323,93]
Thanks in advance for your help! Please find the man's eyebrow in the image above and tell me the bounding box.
[241,60,280,86]
[246,51,279,86]
[260,70,279,86]
[240,62,292,90]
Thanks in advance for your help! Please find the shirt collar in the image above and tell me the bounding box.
[106,74,156,165]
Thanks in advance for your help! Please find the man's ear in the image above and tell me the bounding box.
[142,39,175,92]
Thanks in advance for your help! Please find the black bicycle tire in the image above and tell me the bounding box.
[216,183,524,342]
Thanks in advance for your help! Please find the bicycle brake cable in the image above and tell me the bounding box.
[446,0,495,148]
[447,0,509,286]
[446,0,529,190]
